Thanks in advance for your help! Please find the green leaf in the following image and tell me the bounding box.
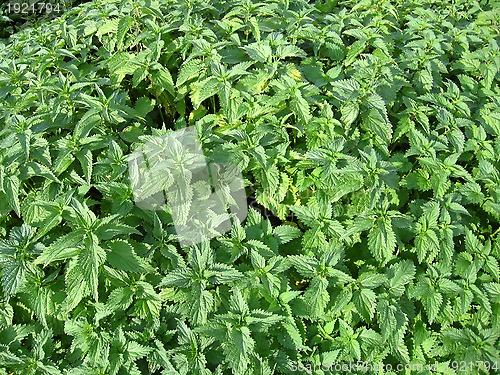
[177,60,205,87]
[63,259,90,313]
[422,288,443,324]
[78,236,106,301]
[106,286,134,312]
[97,18,119,37]
[378,299,408,340]
[0,257,25,296]
[273,225,302,244]
[358,272,387,289]
[76,149,93,184]
[344,39,366,66]
[243,41,272,63]
[151,64,175,95]
[190,77,219,108]
[190,284,214,325]
[224,326,254,375]
[95,215,140,240]
[74,110,101,138]
[387,260,415,297]
[108,52,136,83]
[340,101,359,127]
[290,92,311,125]
[289,255,318,278]
[303,277,329,317]
[483,283,500,304]
[35,230,84,266]
[368,217,396,265]
[362,108,392,146]
[106,240,153,273]
[210,263,243,283]
[353,288,377,322]
[116,16,133,50]
[415,229,440,263]
[4,175,21,217]
[330,79,359,101]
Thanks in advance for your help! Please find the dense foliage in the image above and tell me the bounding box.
[0,0,499,373]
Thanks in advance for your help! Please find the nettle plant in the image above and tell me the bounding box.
[0,0,499,374]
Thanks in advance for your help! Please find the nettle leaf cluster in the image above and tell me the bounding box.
[0,0,499,374]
